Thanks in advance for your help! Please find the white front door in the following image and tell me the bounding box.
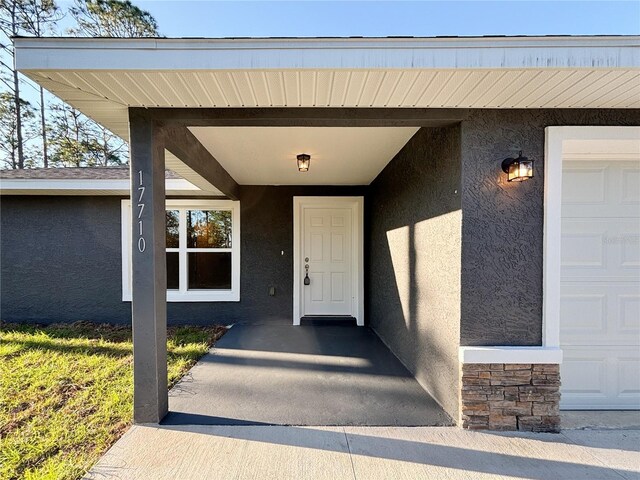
[293,197,364,325]
[560,156,640,409]
[303,207,352,316]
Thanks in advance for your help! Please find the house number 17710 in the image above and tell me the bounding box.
[137,170,146,253]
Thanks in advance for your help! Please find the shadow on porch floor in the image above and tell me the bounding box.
[163,324,452,426]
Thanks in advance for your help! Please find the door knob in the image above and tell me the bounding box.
[304,264,310,285]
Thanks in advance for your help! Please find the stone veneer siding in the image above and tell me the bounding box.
[461,363,561,432]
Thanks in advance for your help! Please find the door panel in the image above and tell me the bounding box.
[331,233,344,262]
[303,207,352,316]
[309,272,324,302]
[331,273,345,302]
[561,218,640,281]
[561,346,640,409]
[561,282,640,346]
[562,160,640,218]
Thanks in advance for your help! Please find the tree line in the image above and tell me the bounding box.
[0,0,159,170]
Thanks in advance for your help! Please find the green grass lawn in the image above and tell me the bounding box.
[0,321,226,480]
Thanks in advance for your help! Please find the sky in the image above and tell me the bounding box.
[45,1,640,38]
[128,1,639,38]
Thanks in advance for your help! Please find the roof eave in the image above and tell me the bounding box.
[16,35,640,72]
[0,178,219,196]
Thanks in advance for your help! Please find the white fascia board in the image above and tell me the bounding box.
[0,178,212,195]
[459,346,563,364]
[15,36,640,71]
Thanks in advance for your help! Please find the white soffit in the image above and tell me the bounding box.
[14,36,640,145]
[189,126,419,185]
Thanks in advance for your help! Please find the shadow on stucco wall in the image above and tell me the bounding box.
[367,125,462,421]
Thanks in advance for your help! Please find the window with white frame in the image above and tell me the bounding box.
[121,199,240,302]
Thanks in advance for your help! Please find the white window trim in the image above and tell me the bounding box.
[121,198,240,302]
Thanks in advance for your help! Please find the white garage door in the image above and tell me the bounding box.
[560,155,640,410]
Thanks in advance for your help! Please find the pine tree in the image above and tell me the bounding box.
[0,0,26,168]
[69,0,158,37]
[49,103,127,167]
[0,91,35,169]
[17,0,63,168]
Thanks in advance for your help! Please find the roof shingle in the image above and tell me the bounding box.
[0,167,182,180]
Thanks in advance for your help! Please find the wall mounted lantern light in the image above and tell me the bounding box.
[297,153,311,172]
[501,151,534,182]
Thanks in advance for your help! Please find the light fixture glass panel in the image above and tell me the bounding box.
[520,160,534,179]
[507,159,533,182]
[508,162,519,182]
[297,154,310,172]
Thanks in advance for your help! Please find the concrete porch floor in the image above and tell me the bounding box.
[84,425,640,480]
[163,323,452,426]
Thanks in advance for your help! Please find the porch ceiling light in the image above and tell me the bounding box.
[501,151,534,182]
[297,153,311,172]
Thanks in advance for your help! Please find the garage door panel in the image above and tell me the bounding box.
[621,233,640,268]
[561,346,640,409]
[619,294,640,333]
[562,160,640,218]
[560,349,607,400]
[561,283,640,345]
[560,152,640,410]
[618,357,640,401]
[561,218,640,280]
[560,288,606,337]
[561,228,604,269]
[621,166,640,205]
[562,164,607,206]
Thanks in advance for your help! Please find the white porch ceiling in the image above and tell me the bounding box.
[189,127,419,185]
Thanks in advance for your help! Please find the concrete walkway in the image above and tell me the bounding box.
[164,324,451,426]
[562,411,640,430]
[84,425,640,479]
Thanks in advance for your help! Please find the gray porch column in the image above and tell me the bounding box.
[129,111,168,423]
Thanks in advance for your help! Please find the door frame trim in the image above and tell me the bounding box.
[544,126,640,410]
[293,196,364,326]
[543,126,640,348]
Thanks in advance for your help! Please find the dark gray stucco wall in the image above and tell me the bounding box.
[460,109,640,346]
[1,196,132,323]
[0,186,365,325]
[367,126,462,420]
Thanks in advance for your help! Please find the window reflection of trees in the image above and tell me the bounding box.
[166,210,179,248]
[187,210,232,248]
